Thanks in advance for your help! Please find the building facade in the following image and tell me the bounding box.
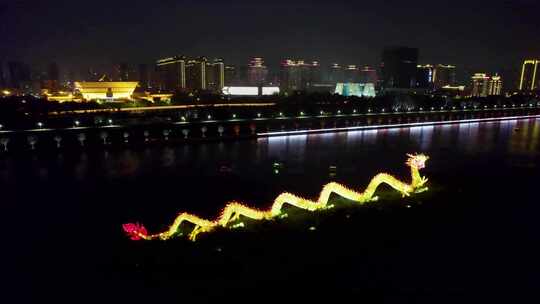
[416,64,435,89]
[156,56,186,91]
[488,74,502,96]
[381,47,419,90]
[344,65,360,83]
[247,57,268,86]
[471,73,490,97]
[185,57,207,91]
[328,63,344,84]
[205,58,225,92]
[519,59,539,91]
[359,66,378,84]
[434,64,456,88]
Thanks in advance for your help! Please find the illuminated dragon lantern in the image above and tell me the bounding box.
[123,153,429,241]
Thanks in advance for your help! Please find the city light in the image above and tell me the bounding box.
[123,154,430,241]
[74,120,80,127]
[257,114,540,137]
[37,122,43,128]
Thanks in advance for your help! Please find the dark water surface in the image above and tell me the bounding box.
[3,118,540,302]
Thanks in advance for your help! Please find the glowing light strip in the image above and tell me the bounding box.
[257,115,540,137]
[123,154,429,241]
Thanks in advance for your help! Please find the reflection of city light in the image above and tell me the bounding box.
[257,115,540,137]
[123,154,430,241]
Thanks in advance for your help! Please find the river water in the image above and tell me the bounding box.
[3,117,540,302]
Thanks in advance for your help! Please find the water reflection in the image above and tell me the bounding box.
[0,118,539,184]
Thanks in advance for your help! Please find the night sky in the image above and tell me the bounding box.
[1,0,539,79]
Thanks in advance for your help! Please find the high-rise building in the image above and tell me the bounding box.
[381,47,419,90]
[359,66,378,84]
[42,62,60,93]
[7,61,32,90]
[309,61,322,85]
[247,57,268,86]
[111,63,130,81]
[434,64,456,88]
[138,64,150,90]
[471,73,490,97]
[224,65,237,86]
[488,74,503,96]
[156,56,186,91]
[280,59,301,93]
[205,58,224,92]
[519,60,539,91]
[416,64,435,89]
[344,65,360,83]
[328,63,344,84]
[186,57,207,91]
[279,59,321,93]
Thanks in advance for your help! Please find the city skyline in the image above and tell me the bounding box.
[2,0,539,74]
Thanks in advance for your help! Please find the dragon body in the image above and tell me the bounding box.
[123,154,429,241]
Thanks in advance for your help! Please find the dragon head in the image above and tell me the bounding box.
[406,153,429,170]
[122,222,148,241]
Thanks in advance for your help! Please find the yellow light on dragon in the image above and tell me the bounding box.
[123,154,429,241]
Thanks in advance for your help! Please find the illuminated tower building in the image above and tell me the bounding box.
[519,60,539,91]
[381,46,419,90]
[279,59,302,94]
[247,57,268,86]
[186,57,207,91]
[205,58,225,92]
[416,64,435,89]
[434,64,456,88]
[328,63,344,85]
[471,73,490,97]
[344,65,360,83]
[359,66,378,84]
[488,74,502,96]
[156,56,186,92]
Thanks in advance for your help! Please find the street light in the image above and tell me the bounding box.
[37,122,43,128]
[108,119,113,125]
[232,114,237,119]
[257,113,262,118]
[74,120,80,127]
